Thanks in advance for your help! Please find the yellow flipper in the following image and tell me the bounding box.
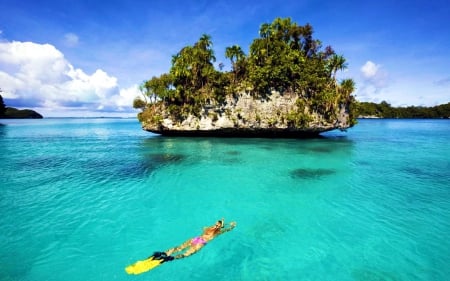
[125,256,163,275]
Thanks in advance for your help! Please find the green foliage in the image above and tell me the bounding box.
[357,101,450,118]
[136,17,357,126]
[286,110,312,128]
[144,73,175,103]
[225,45,247,86]
[3,107,43,118]
[138,105,163,125]
[247,18,332,96]
[133,97,146,110]
[347,96,359,126]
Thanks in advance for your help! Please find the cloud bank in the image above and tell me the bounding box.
[0,41,140,117]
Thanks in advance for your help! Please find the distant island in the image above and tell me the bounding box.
[357,101,450,119]
[134,18,357,137]
[0,94,43,119]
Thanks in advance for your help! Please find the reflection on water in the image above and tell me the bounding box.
[0,123,6,137]
[309,146,334,153]
[147,153,185,164]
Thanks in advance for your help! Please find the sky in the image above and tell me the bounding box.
[0,0,449,117]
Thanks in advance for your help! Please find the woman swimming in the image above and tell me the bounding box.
[125,219,236,274]
[165,218,236,259]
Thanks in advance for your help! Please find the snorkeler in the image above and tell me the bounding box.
[125,219,236,274]
[165,218,236,259]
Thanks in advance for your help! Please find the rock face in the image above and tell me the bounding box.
[141,92,352,137]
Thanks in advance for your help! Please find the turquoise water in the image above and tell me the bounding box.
[1,118,449,281]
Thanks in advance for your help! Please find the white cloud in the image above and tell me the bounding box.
[356,60,391,103]
[360,60,388,88]
[361,61,379,78]
[115,85,141,109]
[64,33,79,47]
[0,40,140,116]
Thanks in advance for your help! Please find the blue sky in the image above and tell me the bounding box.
[0,0,449,117]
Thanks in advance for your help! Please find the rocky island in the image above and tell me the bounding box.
[134,18,357,137]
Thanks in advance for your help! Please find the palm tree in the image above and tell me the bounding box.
[259,23,272,57]
[289,25,303,50]
[340,79,355,99]
[196,34,215,64]
[194,34,216,89]
[329,54,347,81]
[225,45,245,83]
[197,34,212,50]
[272,17,293,42]
[259,23,271,39]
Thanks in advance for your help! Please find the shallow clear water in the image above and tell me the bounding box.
[1,118,449,281]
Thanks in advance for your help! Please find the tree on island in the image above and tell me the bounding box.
[135,17,358,133]
[0,93,6,117]
[225,45,246,86]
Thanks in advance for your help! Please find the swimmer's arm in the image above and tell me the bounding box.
[220,222,236,234]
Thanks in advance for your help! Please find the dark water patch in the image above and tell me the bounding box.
[355,160,372,166]
[225,150,241,156]
[352,268,401,281]
[221,151,242,165]
[294,137,354,155]
[221,157,242,165]
[80,153,187,180]
[78,157,145,180]
[290,168,336,179]
[261,145,275,151]
[0,123,5,137]
[15,156,69,171]
[401,165,450,181]
[309,146,334,153]
[117,161,158,178]
[118,153,186,178]
[147,153,186,164]
[78,158,118,180]
[401,166,426,177]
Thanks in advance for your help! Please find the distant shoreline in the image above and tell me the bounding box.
[356,101,450,119]
[358,116,449,119]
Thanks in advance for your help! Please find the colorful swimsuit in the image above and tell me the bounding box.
[191,236,207,246]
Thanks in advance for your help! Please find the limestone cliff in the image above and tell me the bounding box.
[141,92,353,137]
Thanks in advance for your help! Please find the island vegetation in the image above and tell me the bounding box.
[357,101,450,119]
[0,93,43,119]
[134,17,357,137]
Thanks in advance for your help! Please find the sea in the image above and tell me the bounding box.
[0,118,449,281]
